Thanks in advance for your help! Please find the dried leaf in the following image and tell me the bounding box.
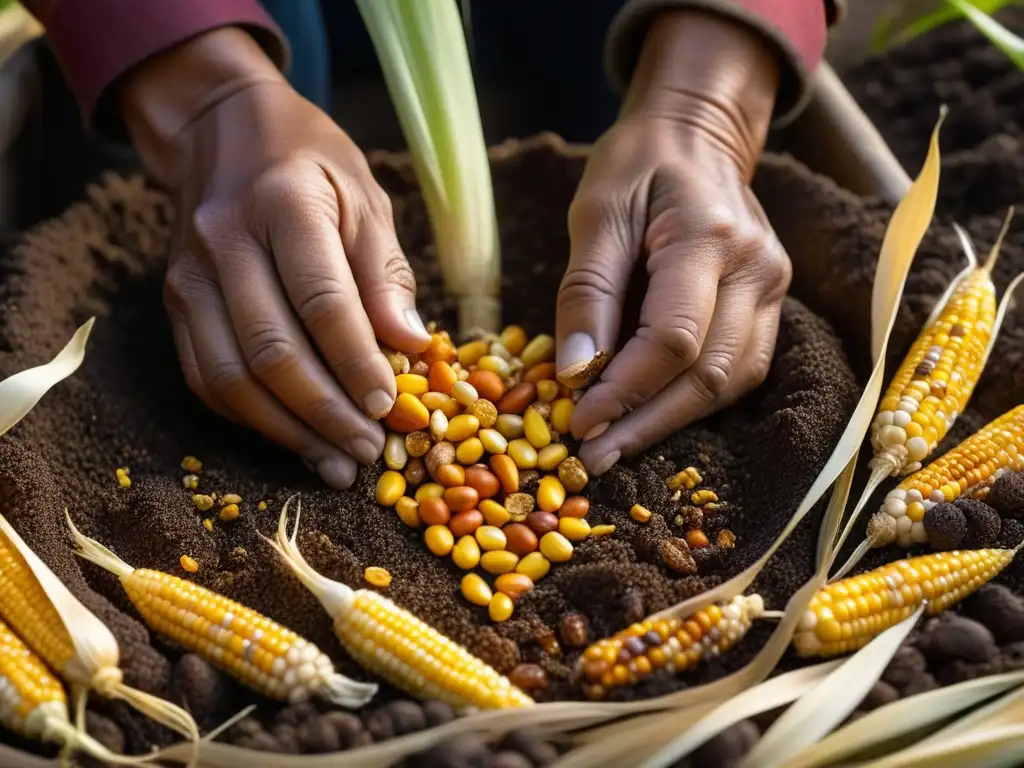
[0,317,94,437]
[865,723,1024,768]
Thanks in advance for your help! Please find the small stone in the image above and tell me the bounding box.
[297,716,342,753]
[660,537,697,574]
[271,722,300,753]
[320,711,365,748]
[923,503,967,550]
[622,589,645,624]
[238,732,285,753]
[422,701,456,728]
[558,612,590,647]
[498,729,558,766]
[901,671,939,697]
[85,712,125,755]
[956,498,1002,547]
[882,646,927,688]
[964,585,1024,644]
[678,506,703,530]
[861,680,900,710]
[387,700,428,735]
[414,734,490,768]
[692,719,759,768]
[924,615,998,663]
[508,663,548,692]
[171,654,233,725]
[364,708,394,741]
[986,471,1024,519]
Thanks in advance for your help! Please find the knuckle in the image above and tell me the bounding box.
[640,321,702,368]
[381,253,417,296]
[294,279,349,327]
[558,264,619,306]
[245,326,300,380]
[164,258,213,312]
[205,359,249,400]
[692,354,732,401]
[567,191,615,234]
[191,202,237,252]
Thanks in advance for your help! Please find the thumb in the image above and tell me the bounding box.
[555,194,639,388]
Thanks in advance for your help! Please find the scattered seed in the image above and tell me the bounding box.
[717,529,737,548]
[505,493,536,522]
[660,537,697,574]
[179,555,199,573]
[192,494,214,512]
[219,503,240,522]
[590,524,616,537]
[181,474,199,490]
[508,663,548,692]
[666,467,702,491]
[257,500,267,511]
[692,489,719,505]
[181,456,203,473]
[630,504,652,523]
[202,519,213,533]
[559,612,590,647]
[686,529,710,549]
[535,626,561,656]
[115,468,131,488]
[364,567,392,588]
[221,493,242,505]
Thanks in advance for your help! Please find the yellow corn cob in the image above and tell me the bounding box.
[795,547,1019,658]
[65,515,376,708]
[867,404,1024,549]
[869,242,1002,478]
[269,497,534,710]
[575,594,764,700]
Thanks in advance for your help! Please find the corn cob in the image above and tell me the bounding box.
[65,513,376,708]
[575,594,764,700]
[0,512,199,749]
[268,497,534,710]
[795,546,1019,658]
[869,213,1011,479]
[867,404,1024,550]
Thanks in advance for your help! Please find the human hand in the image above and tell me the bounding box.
[121,28,430,488]
[556,10,792,476]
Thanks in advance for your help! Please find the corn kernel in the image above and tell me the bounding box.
[479,428,508,455]
[550,399,575,434]
[495,414,526,440]
[452,536,482,570]
[384,432,408,471]
[461,573,493,606]
[202,519,213,532]
[115,467,131,488]
[429,408,449,442]
[182,474,200,490]
[181,455,203,473]
[376,471,407,507]
[364,567,392,588]
[521,334,555,369]
[558,457,589,494]
[499,325,528,356]
[219,504,240,522]
[481,551,520,574]
[536,476,566,513]
[451,381,479,407]
[692,489,719,505]
[536,380,559,403]
[537,443,569,472]
[395,496,421,527]
[193,494,214,512]
[428,361,458,395]
[515,552,551,581]
[630,505,652,523]
[258,500,267,511]
[591,524,616,537]
[396,373,429,396]
[478,355,512,379]
[425,525,455,556]
[539,532,573,563]
[456,437,485,465]
[508,439,538,469]
[467,399,498,428]
[179,554,199,573]
[386,392,430,432]
[405,431,432,457]
[458,340,490,367]
[475,526,507,552]
[523,407,552,449]
[446,414,481,443]
[489,592,515,622]
[558,517,591,541]
[415,483,445,502]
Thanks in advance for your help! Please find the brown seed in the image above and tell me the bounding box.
[717,529,737,548]
[526,511,558,536]
[494,573,534,601]
[410,360,430,377]
[679,506,704,530]
[449,509,484,537]
[622,589,645,624]
[464,466,500,498]
[508,663,548,692]
[444,485,479,513]
[556,349,608,390]
[558,612,590,647]
[403,457,427,485]
[505,493,535,522]
[425,441,456,479]
[535,627,561,657]
[436,464,466,488]
[405,431,432,458]
[660,537,697,574]
[519,470,541,496]
[418,497,451,526]
[497,382,537,414]
[686,529,710,549]
[503,523,538,556]
[489,454,520,494]
[558,457,589,494]
[531,401,552,420]
[558,496,590,518]
[467,370,506,402]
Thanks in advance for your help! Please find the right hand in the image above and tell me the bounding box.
[120,28,430,488]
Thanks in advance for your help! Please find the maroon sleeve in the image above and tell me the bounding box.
[20,0,288,130]
[605,0,840,125]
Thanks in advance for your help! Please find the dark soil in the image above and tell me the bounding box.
[2,14,1024,768]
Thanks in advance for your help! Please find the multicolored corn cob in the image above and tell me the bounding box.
[270,498,534,710]
[795,547,1018,658]
[869,405,1024,548]
[66,514,376,708]
[575,594,764,700]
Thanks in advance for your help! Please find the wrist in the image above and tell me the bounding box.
[119,26,285,186]
[622,10,780,175]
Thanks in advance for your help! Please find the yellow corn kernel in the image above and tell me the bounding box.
[515,552,551,582]
[425,525,455,557]
[691,490,718,505]
[869,404,1024,549]
[523,407,552,449]
[387,393,430,432]
[396,373,429,396]
[630,504,652,523]
[364,567,392,588]
[179,555,199,573]
[507,439,538,470]
[550,399,575,434]
[202,519,213,533]
[667,467,703,491]
[415,483,445,503]
[537,443,569,472]
[429,408,449,442]
[577,595,763,699]
[479,428,508,455]
[395,497,421,528]
[489,593,515,622]
[478,355,512,379]
[452,536,482,570]
[115,467,131,489]
[457,340,490,367]
[475,526,507,552]
[461,573,493,606]
[521,335,555,369]
[499,326,528,356]
[420,391,452,412]
[456,437,485,465]
[451,381,479,407]
[193,494,214,512]
[480,500,511,527]
[591,524,616,537]
[536,476,566,513]
[219,504,240,522]
[794,548,1019,658]
[446,414,481,443]
[481,551,519,574]
[181,456,203,473]
[376,471,407,507]
[0,617,70,740]
[495,414,525,440]
[536,380,559,403]
[182,474,200,490]
[539,532,573,563]
[558,518,591,541]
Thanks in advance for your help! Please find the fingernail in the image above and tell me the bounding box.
[347,437,381,465]
[364,389,394,419]
[405,309,430,339]
[590,449,621,477]
[558,331,597,372]
[317,455,357,489]
[583,422,610,442]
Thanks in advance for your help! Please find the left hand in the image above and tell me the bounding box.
[555,9,792,476]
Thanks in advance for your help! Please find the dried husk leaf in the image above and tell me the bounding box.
[864,723,1024,768]
[788,671,1024,768]
[0,317,94,437]
[740,603,925,768]
[916,682,1024,746]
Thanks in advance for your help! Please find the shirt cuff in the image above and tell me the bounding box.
[40,0,289,139]
[605,0,839,127]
